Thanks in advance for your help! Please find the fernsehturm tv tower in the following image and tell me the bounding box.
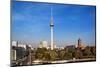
[50,7,54,50]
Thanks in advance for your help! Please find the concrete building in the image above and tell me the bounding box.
[42,41,48,48]
[18,44,27,49]
[11,50,17,61]
[78,38,81,48]
[12,41,18,47]
[76,38,86,49]
[39,44,42,48]
[39,41,48,48]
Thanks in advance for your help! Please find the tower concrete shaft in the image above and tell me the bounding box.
[51,26,54,50]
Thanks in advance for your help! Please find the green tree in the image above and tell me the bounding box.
[82,47,92,57]
[35,48,47,60]
[49,50,58,61]
[90,46,96,56]
[59,50,66,60]
[75,49,82,59]
[43,51,50,61]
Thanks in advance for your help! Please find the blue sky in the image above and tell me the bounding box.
[12,1,96,47]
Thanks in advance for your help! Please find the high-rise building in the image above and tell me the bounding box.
[18,44,27,49]
[50,7,54,50]
[39,41,48,48]
[76,38,86,49]
[42,41,48,48]
[76,38,85,49]
[11,50,16,61]
[78,38,81,48]
[12,41,18,47]
[39,43,42,48]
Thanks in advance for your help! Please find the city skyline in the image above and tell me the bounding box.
[12,1,96,47]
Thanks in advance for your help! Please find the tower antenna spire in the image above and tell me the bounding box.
[50,6,54,26]
[51,6,53,20]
